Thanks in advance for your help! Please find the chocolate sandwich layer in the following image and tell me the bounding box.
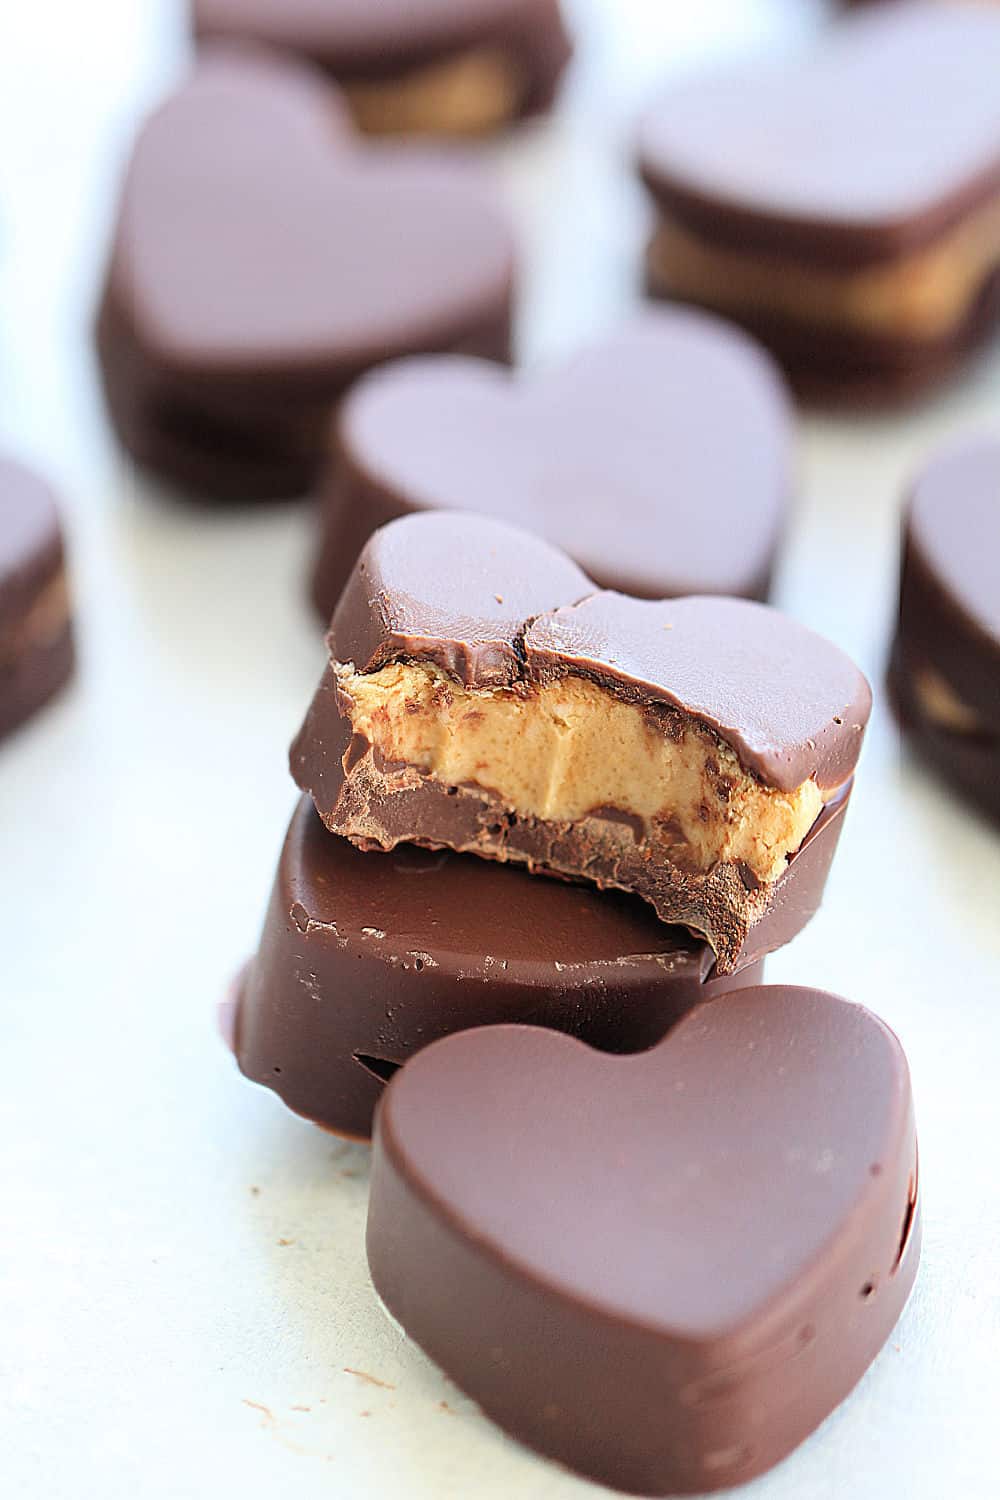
[96,51,515,501]
[311,310,792,620]
[637,3,1000,395]
[0,458,75,742]
[230,796,763,1139]
[193,0,572,136]
[368,986,920,1493]
[889,437,1000,822]
[292,513,870,970]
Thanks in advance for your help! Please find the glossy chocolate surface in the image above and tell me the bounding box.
[96,51,515,499]
[0,458,74,740]
[311,312,792,618]
[638,3,1000,265]
[369,986,920,1493]
[231,796,762,1138]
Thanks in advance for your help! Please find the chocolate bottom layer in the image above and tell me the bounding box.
[889,639,1000,823]
[646,253,1000,403]
[231,796,763,1139]
[95,288,513,502]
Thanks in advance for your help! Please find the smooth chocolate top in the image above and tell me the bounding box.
[638,3,1000,264]
[330,512,871,791]
[899,437,1000,720]
[330,510,592,686]
[194,0,546,72]
[338,311,791,600]
[376,986,914,1335]
[0,458,64,630]
[109,51,514,375]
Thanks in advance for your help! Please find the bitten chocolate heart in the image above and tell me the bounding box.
[889,436,1000,822]
[368,987,920,1494]
[96,50,515,500]
[229,795,763,1139]
[310,310,792,620]
[192,0,572,137]
[0,458,75,742]
[637,3,1000,396]
[292,513,870,971]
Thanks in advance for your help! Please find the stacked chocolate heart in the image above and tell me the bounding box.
[227,509,921,1493]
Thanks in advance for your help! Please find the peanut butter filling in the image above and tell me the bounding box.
[913,663,985,735]
[336,660,824,883]
[646,193,1000,340]
[343,47,524,136]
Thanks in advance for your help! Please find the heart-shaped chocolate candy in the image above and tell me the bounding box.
[368,986,920,1493]
[96,50,515,499]
[311,310,792,619]
[637,3,1000,395]
[293,512,870,970]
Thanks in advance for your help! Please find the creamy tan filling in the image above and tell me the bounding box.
[647,193,1000,338]
[914,663,985,734]
[337,661,824,883]
[343,47,524,136]
[0,571,70,667]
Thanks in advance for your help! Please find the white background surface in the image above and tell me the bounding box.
[2,3,999,1497]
